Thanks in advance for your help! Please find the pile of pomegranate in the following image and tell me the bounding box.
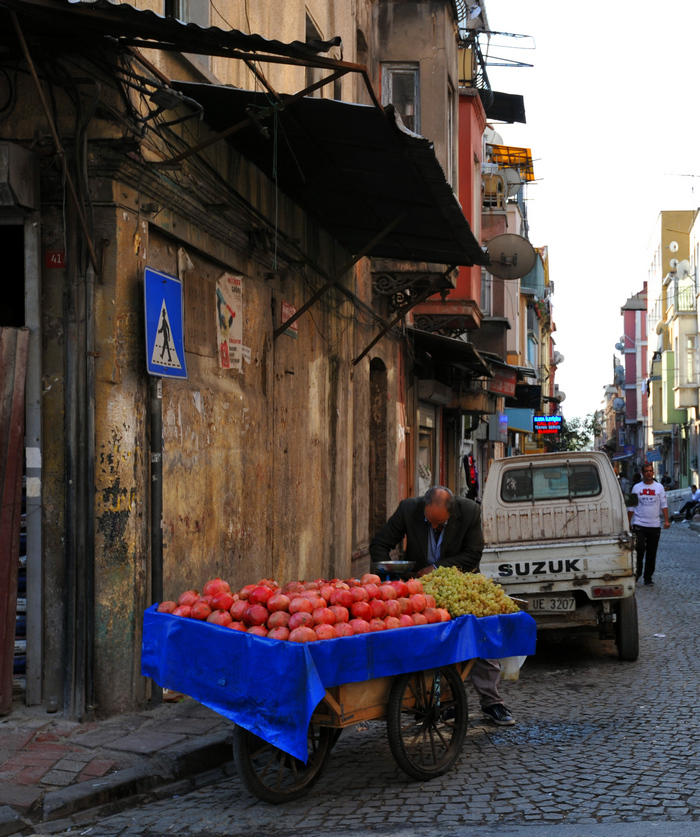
[156,574,452,642]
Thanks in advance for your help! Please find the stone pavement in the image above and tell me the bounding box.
[4,520,700,837]
[0,692,233,835]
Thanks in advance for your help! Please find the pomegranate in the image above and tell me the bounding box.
[399,614,414,627]
[361,573,381,585]
[157,601,177,614]
[267,593,291,613]
[368,617,385,632]
[207,610,232,627]
[397,597,413,615]
[405,579,424,595]
[210,592,234,612]
[423,607,440,624]
[313,607,337,625]
[350,586,369,603]
[437,608,452,622]
[385,599,402,618]
[289,611,315,630]
[334,622,354,637]
[328,589,352,609]
[390,580,409,598]
[329,605,350,623]
[289,597,314,615]
[363,583,379,600]
[350,601,372,621]
[191,601,212,620]
[349,618,370,634]
[242,604,269,627]
[409,593,427,613]
[173,605,192,618]
[384,616,401,630]
[267,610,291,629]
[230,600,248,621]
[282,581,305,595]
[318,585,333,603]
[238,584,257,600]
[247,625,269,637]
[203,577,230,597]
[228,621,247,631]
[249,586,274,605]
[378,584,398,601]
[314,623,336,640]
[412,612,428,625]
[289,626,317,642]
[177,590,199,607]
[369,599,388,619]
[425,594,437,609]
[267,626,290,641]
[257,578,279,589]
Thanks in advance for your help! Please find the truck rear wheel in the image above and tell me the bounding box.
[615,595,639,661]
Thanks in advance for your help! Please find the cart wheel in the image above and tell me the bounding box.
[616,594,639,662]
[232,723,334,804]
[386,664,468,781]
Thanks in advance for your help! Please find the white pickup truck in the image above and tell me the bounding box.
[480,451,638,661]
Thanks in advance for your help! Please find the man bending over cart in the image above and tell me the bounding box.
[370,486,516,726]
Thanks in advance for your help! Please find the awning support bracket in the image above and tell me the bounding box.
[155,69,349,166]
[352,265,457,366]
[273,211,409,340]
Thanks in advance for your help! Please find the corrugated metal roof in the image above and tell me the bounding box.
[172,82,488,267]
[0,0,341,60]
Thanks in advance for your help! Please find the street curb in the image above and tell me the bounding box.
[0,806,23,837]
[39,728,233,824]
[157,728,232,779]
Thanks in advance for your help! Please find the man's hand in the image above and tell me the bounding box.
[417,565,435,578]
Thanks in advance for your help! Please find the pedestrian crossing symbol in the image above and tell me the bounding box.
[144,267,188,379]
[151,300,182,370]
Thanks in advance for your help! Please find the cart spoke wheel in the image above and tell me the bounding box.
[233,723,334,804]
[386,664,468,781]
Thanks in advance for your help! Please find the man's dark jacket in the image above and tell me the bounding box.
[369,496,484,574]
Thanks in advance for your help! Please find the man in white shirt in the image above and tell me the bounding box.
[627,463,671,585]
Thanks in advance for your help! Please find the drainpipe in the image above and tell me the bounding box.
[150,376,163,707]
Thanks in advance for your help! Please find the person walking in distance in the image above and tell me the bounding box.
[627,463,671,586]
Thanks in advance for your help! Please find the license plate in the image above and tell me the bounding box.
[529,596,576,612]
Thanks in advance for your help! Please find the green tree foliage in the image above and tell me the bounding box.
[544,414,602,452]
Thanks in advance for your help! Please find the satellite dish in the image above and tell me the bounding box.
[552,351,565,365]
[484,126,504,146]
[556,391,566,403]
[677,259,692,279]
[670,240,679,253]
[484,233,537,280]
[670,258,679,270]
[614,342,624,351]
[502,167,522,197]
[655,321,667,335]
[613,397,625,412]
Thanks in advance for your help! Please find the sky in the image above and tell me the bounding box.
[482,1,700,420]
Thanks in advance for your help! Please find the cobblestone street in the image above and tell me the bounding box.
[47,523,700,836]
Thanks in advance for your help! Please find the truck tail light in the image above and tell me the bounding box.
[591,586,624,598]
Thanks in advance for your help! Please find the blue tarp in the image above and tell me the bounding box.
[142,605,536,761]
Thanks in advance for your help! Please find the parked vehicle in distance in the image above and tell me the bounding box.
[480,451,638,661]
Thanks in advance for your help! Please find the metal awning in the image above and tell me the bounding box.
[0,0,341,61]
[172,82,488,268]
[407,328,493,378]
[485,92,526,125]
[488,144,535,182]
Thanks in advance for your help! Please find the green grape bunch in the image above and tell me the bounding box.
[421,566,521,618]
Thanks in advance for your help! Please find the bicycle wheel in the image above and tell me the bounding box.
[386,665,468,781]
[232,723,334,804]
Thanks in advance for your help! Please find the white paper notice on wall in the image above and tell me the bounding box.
[242,346,251,364]
[216,272,243,371]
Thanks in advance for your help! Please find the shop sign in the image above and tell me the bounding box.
[489,366,517,397]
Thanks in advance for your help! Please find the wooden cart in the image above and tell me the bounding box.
[232,659,475,803]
